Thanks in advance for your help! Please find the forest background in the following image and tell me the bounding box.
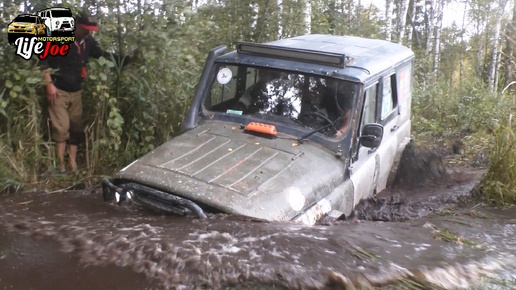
[0,0,515,205]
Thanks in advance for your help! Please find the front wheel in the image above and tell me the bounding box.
[7,34,18,45]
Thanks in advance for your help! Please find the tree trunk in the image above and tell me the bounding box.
[405,0,416,47]
[488,0,508,92]
[305,1,312,34]
[385,0,393,41]
[494,42,503,91]
[459,0,469,86]
[504,0,516,89]
[397,0,410,44]
[432,0,443,78]
[277,0,283,38]
[425,0,435,53]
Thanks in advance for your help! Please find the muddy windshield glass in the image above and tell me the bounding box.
[205,65,359,137]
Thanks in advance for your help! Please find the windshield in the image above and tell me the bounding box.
[14,16,37,23]
[205,65,359,138]
[50,10,72,17]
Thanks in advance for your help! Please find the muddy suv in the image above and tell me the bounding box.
[102,34,415,225]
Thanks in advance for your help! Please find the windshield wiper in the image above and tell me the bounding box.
[296,114,345,144]
[297,123,334,144]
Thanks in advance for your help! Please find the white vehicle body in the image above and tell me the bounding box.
[37,7,75,35]
[102,35,415,225]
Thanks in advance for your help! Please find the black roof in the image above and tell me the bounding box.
[216,34,415,84]
[39,7,71,10]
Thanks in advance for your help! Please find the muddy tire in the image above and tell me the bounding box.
[8,34,19,45]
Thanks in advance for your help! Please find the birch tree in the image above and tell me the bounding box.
[404,0,416,47]
[488,0,509,91]
[432,0,444,77]
[278,0,283,38]
[395,0,410,44]
[503,0,516,90]
[304,1,311,33]
[385,0,393,40]
[425,0,436,53]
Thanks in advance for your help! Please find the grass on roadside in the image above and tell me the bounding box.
[475,122,516,206]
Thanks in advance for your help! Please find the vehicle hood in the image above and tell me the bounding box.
[10,22,36,27]
[116,120,347,221]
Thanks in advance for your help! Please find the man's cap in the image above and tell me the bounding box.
[75,12,98,31]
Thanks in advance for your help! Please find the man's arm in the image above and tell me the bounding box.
[89,36,110,59]
[88,37,133,67]
[41,60,58,106]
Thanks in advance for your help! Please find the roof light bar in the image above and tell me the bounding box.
[237,42,347,68]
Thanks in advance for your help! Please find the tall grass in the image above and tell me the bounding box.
[476,120,516,206]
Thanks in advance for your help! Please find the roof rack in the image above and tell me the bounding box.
[236,42,348,68]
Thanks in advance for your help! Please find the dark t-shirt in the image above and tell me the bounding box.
[39,36,107,92]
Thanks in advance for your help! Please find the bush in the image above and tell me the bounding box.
[412,81,505,139]
[476,121,516,206]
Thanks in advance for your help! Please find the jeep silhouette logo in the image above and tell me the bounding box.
[7,7,76,60]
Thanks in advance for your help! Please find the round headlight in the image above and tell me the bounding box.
[56,21,60,25]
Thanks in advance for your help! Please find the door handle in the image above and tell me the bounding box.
[368,148,377,154]
[390,125,398,132]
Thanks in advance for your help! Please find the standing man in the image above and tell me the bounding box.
[41,11,130,173]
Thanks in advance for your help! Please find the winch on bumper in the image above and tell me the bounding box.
[101,178,207,219]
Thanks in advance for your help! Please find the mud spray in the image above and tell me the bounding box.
[0,143,515,289]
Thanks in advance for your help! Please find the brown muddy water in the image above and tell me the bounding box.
[0,168,515,290]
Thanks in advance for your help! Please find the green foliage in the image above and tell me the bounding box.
[412,79,508,138]
[0,45,49,191]
[477,122,516,206]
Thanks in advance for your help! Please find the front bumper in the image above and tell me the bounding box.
[101,178,207,219]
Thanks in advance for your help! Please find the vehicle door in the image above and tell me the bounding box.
[36,17,43,34]
[375,74,401,193]
[41,11,49,28]
[349,83,379,204]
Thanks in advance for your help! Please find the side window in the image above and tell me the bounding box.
[380,75,398,121]
[397,64,413,118]
[360,84,377,135]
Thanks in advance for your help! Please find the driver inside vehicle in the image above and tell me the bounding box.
[234,69,281,113]
[323,80,354,138]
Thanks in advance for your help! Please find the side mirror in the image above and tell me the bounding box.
[359,124,384,148]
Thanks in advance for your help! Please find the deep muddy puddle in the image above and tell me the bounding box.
[0,168,515,289]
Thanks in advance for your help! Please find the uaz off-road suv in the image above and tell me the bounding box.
[37,7,75,36]
[102,34,415,225]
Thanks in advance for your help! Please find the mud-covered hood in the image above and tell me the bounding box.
[117,121,347,221]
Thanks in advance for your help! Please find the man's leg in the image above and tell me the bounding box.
[68,90,83,172]
[56,141,67,172]
[48,89,70,172]
[68,144,78,171]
